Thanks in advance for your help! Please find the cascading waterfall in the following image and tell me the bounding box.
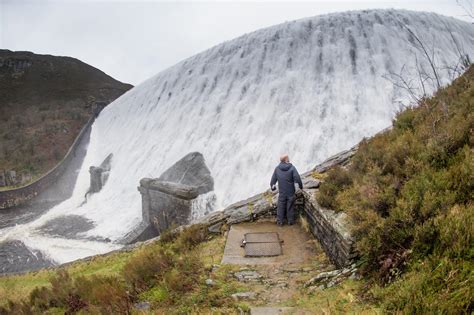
[1,9,474,267]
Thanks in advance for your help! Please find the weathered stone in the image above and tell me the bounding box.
[205,279,215,286]
[5,170,17,186]
[231,292,257,301]
[158,151,214,194]
[234,270,263,282]
[250,307,294,315]
[121,152,214,244]
[141,179,200,200]
[0,171,5,187]
[312,146,358,173]
[302,176,320,189]
[208,221,224,234]
[304,269,342,287]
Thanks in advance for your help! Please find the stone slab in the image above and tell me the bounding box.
[244,242,282,257]
[222,221,316,265]
[245,232,280,243]
[251,307,313,315]
[244,232,282,257]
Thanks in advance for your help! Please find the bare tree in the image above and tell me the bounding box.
[457,0,474,20]
[384,13,472,111]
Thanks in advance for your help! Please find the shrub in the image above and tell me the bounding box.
[123,225,207,295]
[176,224,209,250]
[316,166,352,210]
[122,245,175,294]
[2,225,214,313]
[318,65,474,311]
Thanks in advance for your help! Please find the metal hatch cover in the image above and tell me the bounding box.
[242,232,282,257]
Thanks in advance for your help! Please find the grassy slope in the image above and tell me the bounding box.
[317,65,474,312]
[0,50,132,186]
[0,225,378,314]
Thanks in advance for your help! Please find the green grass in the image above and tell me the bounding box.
[289,280,380,314]
[0,250,132,306]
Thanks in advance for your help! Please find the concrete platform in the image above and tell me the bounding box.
[222,221,317,265]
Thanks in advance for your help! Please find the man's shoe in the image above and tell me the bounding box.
[288,222,294,226]
[277,222,284,226]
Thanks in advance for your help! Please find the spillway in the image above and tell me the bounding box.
[1,9,474,268]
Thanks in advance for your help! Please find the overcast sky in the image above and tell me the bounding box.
[1,0,472,85]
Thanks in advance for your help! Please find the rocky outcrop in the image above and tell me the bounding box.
[121,152,214,244]
[87,153,113,195]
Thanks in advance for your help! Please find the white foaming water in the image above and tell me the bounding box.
[1,9,473,264]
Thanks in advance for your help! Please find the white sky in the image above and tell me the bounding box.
[1,0,472,85]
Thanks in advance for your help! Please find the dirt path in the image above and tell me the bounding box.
[221,221,336,312]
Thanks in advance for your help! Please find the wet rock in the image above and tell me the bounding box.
[88,153,113,195]
[38,215,95,239]
[122,152,215,244]
[0,240,53,274]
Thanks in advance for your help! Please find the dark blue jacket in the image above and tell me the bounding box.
[270,162,303,196]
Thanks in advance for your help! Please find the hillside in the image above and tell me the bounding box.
[317,65,474,312]
[0,50,132,187]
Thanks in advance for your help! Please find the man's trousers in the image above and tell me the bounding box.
[277,194,296,224]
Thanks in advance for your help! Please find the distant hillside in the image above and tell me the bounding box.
[0,49,132,187]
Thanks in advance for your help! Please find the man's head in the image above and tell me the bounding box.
[280,154,289,163]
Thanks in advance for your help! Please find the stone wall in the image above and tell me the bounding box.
[0,105,104,209]
[300,189,355,267]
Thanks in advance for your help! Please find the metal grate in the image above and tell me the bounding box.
[243,232,282,257]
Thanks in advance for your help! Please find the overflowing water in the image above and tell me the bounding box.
[1,9,474,268]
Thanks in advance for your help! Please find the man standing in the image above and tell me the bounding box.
[270,154,303,225]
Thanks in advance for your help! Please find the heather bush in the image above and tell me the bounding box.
[316,166,352,210]
[0,270,132,314]
[1,225,216,314]
[316,65,474,311]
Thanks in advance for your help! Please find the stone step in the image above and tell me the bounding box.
[250,307,312,315]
